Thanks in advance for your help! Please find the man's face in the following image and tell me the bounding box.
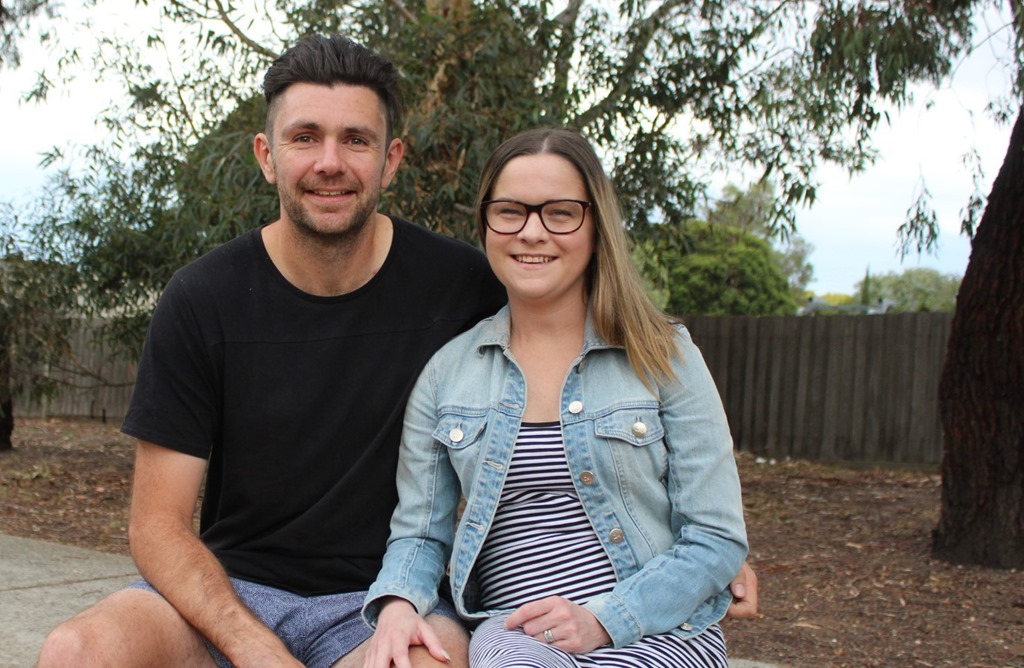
[254,83,403,242]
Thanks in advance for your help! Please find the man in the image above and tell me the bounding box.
[37,34,755,668]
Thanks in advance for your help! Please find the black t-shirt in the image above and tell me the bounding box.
[122,218,506,595]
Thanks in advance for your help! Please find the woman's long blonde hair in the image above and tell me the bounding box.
[475,128,680,385]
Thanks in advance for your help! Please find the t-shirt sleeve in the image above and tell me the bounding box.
[121,273,220,459]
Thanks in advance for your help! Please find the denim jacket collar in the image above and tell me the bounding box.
[475,303,622,357]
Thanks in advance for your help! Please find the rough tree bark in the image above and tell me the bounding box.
[0,398,11,451]
[1,345,12,452]
[933,106,1024,568]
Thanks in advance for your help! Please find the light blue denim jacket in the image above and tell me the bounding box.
[363,306,747,648]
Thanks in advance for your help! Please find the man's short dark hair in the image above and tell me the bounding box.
[262,34,403,141]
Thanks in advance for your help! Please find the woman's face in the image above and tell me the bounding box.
[484,153,595,310]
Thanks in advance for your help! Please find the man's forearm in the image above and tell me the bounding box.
[130,519,294,665]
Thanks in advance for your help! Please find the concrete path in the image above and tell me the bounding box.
[0,533,783,667]
[0,534,139,668]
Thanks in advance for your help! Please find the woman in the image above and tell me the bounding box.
[363,128,747,667]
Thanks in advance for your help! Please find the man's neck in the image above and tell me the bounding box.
[261,214,394,297]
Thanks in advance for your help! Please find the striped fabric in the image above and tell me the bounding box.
[478,422,617,609]
[470,423,728,667]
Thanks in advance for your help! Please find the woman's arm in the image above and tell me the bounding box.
[583,327,749,647]
[362,357,462,625]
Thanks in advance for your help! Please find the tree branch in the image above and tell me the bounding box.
[550,0,585,115]
[212,0,278,59]
[572,0,688,128]
[388,0,416,23]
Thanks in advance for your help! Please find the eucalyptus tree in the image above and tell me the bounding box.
[0,0,60,68]
[8,0,1023,566]
[934,110,1023,568]
[13,0,998,344]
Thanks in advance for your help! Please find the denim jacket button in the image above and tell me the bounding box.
[580,470,596,485]
[681,623,693,632]
[631,421,648,437]
[568,400,583,414]
[449,428,464,443]
[609,528,625,543]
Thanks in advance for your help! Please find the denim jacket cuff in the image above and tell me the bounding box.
[583,593,643,648]
[362,582,438,629]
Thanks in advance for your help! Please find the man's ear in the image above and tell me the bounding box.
[254,133,277,184]
[379,137,405,189]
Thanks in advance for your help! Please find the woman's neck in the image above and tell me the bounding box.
[507,298,588,423]
[507,297,587,350]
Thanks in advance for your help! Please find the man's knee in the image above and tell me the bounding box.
[36,589,213,668]
[418,613,469,668]
[406,645,459,668]
[37,614,109,668]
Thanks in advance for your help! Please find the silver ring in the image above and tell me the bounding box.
[543,628,555,644]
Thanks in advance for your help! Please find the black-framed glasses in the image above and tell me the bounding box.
[481,199,591,235]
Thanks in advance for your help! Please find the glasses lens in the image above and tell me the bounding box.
[541,200,585,232]
[485,201,528,233]
[484,200,587,234]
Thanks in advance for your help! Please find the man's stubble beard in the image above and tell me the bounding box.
[279,182,380,251]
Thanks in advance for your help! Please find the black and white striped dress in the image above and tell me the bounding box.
[468,423,728,668]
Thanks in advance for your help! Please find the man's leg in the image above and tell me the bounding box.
[332,613,469,668]
[36,588,217,668]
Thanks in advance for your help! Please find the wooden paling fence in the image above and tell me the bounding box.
[18,313,953,465]
[683,312,952,466]
[14,323,136,423]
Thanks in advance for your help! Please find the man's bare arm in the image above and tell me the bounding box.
[129,440,302,666]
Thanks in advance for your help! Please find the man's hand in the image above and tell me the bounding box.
[229,635,305,667]
[726,561,759,619]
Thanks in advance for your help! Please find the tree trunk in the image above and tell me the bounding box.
[933,106,1024,568]
[0,397,12,452]
[0,346,12,451]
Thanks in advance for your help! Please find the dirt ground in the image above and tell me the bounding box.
[1,417,1022,667]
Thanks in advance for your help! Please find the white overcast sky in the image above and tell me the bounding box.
[0,5,1016,295]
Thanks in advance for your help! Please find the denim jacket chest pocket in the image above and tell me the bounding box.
[592,406,669,484]
[433,413,488,450]
[432,412,497,494]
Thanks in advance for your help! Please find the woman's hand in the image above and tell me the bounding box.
[726,561,759,619]
[504,596,611,654]
[362,598,451,668]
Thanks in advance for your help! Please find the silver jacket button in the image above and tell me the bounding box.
[568,400,584,414]
[449,428,464,443]
[631,421,648,437]
[609,528,625,543]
